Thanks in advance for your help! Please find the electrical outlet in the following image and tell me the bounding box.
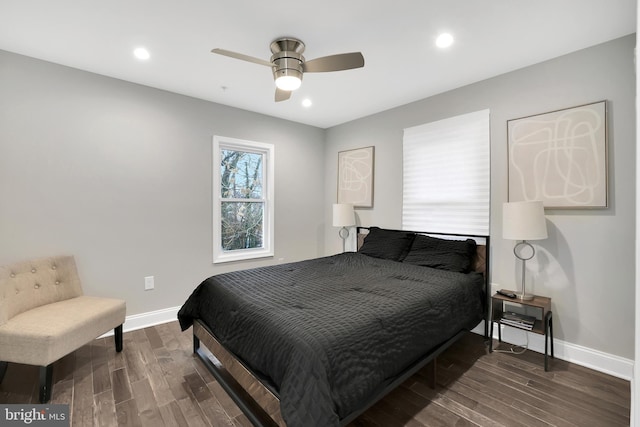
[144,276,154,290]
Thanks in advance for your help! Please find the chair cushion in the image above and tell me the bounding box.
[0,295,125,366]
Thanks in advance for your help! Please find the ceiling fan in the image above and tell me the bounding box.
[211,37,365,102]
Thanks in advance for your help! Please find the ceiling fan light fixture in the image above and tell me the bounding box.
[274,68,303,91]
[275,75,301,91]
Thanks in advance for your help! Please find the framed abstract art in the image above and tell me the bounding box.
[337,146,374,208]
[507,101,607,209]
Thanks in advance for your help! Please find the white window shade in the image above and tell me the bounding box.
[402,109,490,235]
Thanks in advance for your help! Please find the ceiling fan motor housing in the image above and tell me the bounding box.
[270,38,305,85]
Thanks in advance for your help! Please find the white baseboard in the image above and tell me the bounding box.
[101,307,633,381]
[472,321,633,381]
[98,306,180,338]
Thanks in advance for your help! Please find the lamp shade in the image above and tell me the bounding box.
[503,201,548,240]
[333,203,355,227]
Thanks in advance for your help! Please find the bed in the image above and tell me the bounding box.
[178,227,490,427]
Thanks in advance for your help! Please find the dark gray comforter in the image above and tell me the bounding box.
[178,252,484,427]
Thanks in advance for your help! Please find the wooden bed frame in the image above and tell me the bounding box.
[192,228,491,426]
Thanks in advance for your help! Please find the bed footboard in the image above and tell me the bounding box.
[193,319,467,427]
[193,320,285,427]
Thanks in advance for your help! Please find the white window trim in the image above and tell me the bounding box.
[212,135,274,263]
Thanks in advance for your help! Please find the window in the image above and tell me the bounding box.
[402,109,490,235]
[213,136,274,263]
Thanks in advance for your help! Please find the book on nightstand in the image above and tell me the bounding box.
[500,311,536,330]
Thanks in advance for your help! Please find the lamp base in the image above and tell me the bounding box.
[514,241,535,301]
[338,227,350,253]
[516,292,535,301]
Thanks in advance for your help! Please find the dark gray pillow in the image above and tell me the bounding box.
[403,234,477,273]
[358,227,416,261]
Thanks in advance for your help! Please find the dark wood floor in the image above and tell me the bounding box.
[0,321,630,426]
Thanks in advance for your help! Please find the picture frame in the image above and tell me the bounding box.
[507,100,607,209]
[337,146,374,208]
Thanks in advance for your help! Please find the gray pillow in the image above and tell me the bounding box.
[403,234,477,273]
[358,227,416,261]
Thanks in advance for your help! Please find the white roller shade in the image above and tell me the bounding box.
[402,109,490,235]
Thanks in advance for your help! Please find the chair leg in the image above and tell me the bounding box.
[114,324,123,352]
[39,364,53,403]
[0,361,7,384]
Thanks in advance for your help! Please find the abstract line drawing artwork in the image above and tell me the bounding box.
[508,101,607,209]
[337,146,374,208]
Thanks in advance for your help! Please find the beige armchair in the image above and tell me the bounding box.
[0,255,125,403]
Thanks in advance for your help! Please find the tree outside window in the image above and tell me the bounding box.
[213,137,274,263]
[220,149,264,250]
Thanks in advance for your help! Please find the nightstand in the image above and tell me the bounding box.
[489,292,554,371]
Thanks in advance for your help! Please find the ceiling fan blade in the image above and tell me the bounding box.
[303,52,364,73]
[275,88,291,102]
[211,48,273,67]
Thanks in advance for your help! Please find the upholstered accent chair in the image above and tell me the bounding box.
[0,256,126,403]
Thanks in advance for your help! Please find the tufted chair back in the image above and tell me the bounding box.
[0,256,84,326]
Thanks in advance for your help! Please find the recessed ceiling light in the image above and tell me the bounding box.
[133,47,150,60]
[302,98,312,108]
[435,33,454,49]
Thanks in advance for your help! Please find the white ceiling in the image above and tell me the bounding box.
[0,1,636,128]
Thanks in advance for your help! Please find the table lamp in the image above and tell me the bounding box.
[332,203,355,252]
[503,201,548,300]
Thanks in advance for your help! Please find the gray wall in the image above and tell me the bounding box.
[1,35,635,360]
[0,50,326,315]
[323,35,636,359]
